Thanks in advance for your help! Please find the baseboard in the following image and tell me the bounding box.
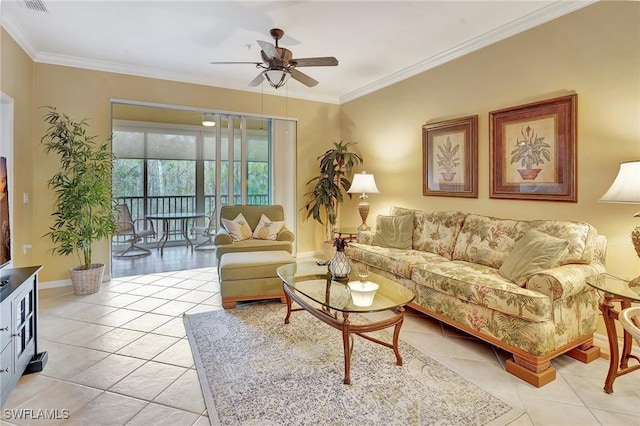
[295,250,322,259]
[593,332,639,359]
[39,279,71,289]
[39,272,112,290]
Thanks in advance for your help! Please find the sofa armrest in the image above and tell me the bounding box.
[214,229,233,246]
[525,262,606,301]
[356,231,375,245]
[276,227,295,242]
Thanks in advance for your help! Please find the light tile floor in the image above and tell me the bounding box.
[2,266,639,425]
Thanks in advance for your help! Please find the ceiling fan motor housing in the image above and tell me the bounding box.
[261,48,293,69]
[211,28,338,88]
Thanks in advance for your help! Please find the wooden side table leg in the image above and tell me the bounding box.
[600,295,619,394]
[619,299,633,369]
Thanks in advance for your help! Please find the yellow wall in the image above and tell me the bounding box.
[340,1,640,283]
[0,28,35,269]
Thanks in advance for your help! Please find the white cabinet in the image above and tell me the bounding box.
[0,266,44,408]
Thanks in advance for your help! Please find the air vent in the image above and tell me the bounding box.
[23,0,49,13]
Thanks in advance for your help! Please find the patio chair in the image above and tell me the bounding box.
[112,204,156,259]
[190,211,217,250]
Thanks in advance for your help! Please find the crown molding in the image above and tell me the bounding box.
[1,13,39,59]
[339,0,597,104]
[33,51,342,105]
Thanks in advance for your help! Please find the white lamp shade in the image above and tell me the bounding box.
[348,172,380,194]
[264,69,290,88]
[599,160,640,204]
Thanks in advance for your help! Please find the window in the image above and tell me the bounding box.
[112,117,272,244]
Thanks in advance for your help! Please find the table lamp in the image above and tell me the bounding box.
[599,160,640,285]
[347,171,380,231]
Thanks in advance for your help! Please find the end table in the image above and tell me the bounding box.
[586,273,640,393]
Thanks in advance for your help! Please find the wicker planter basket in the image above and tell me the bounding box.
[70,263,105,295]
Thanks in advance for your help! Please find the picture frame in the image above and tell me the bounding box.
[422,115,478,198]
[489,94,577,202]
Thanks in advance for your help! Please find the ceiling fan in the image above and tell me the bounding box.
[210,28,338,89]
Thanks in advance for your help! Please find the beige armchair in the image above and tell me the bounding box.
[214,205,294,264]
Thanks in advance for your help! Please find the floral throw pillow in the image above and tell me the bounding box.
[221,213,253,241]
[252,214,285,240]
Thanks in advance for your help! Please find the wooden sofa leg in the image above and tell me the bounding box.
[566,339,601,364]
[222,300,237,309]
[506,355,556,388]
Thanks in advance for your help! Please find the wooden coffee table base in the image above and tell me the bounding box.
[283,284,405,385]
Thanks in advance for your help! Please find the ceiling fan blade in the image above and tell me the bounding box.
[290,57,338,67]
[210,61,263,65]
[257,40,279,59]
[289,69,318,87]
[248,72,265,87]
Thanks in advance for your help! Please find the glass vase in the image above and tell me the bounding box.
[329,250,351,279]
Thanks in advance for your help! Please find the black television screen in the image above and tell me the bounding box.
[0,156,10,269]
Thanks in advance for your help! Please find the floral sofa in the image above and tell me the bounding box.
[345,206,606,387]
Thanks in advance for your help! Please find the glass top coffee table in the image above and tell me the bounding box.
[277,261,415,384]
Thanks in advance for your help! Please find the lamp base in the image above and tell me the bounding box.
[632,225,640,258]
[357,201,370,232]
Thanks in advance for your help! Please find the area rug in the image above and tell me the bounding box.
[184,302,523,425]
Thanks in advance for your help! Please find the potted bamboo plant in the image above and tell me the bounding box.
[41,107,116,295]
[303,141,362,260]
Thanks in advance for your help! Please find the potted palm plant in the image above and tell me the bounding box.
[303,141,362,259]
[41,107,116,295]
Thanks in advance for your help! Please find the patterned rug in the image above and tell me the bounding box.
[184,302,523,425]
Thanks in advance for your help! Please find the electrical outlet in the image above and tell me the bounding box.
[22,244,32,255]
[23,193,29,204]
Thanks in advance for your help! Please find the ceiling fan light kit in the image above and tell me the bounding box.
[264,69,290,89]
[210,28,338,90]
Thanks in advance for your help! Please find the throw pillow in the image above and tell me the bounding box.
[221,213,253,241]
[499,229,569,286]
[372,214,414,249]
[252,214,285,240]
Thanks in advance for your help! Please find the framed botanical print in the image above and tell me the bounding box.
[489,94,577,202]
[422,115,478,198]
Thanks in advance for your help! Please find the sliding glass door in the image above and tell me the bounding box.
[111,108,272,247]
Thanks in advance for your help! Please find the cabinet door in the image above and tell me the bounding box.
[0,298,10,352]
[13,286,35,375]
[0,340,12,400]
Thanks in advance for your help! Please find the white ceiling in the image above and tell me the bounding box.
[1,1,594,104]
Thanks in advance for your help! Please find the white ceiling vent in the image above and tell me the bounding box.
[22,0,49,13]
